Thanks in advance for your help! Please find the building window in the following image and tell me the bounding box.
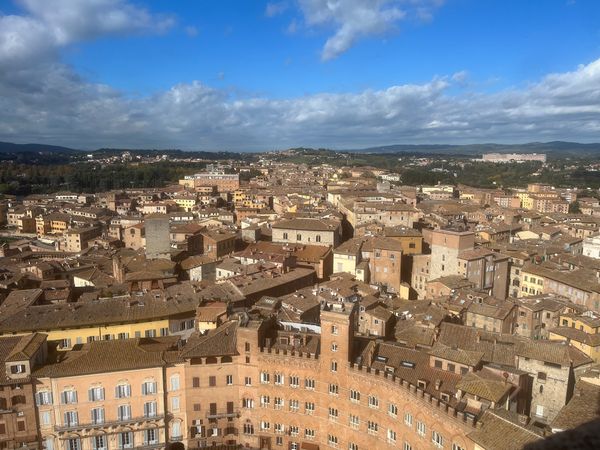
[10,364,26,374]
[349,444,358,450]
[61,390,78,404]
[274,397,283,410]
[142,381,157,395]
[327,434,338,448]
[305,378,315,390]
[143,428,158,445]
[350,390,360,402]
[367,421,378,435]
[289,375,300,387]
[63,411,78,427]
[432,431,444,448]
[36,391,53,406]
[170,374,180,391]
[305,428,315,439]
[368,395,379,409]
[260,372,270,384]
[331,343,338,352]
[305,402,315,414]
[388,403,398,417]
[91,435,107,450]
[118,431,133,448]
[331,361,338,372]
[117,405,131,421]
[329,384,339,395]
[331,325,338,335]
[328,407,339,421]
[260,395,270,407]
[192,377,200,388]
[115,384,131,399]
[538,372,547,381]
[243,398,254,409]
[452,444,466,450]
[67,438,81,450]
[417,421,426,437]
[209,376,216,387]
[387,429,397,444]
[275,373,284,385]
[91,407,105,425]
[40,411,51,426]
[349,414,359,429]
[283,232,288,240]
[245,376,252,386]
[289,399,300,412]
[88,387,105,402]
[143,401,157,418]
[403,443,412,450]
[316,235,321,243]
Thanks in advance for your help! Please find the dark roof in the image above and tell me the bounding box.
[180,321,239,358]
[469,410,542,450]
[34,337,179,378]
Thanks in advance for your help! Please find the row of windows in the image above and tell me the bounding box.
[59,430,156,450]
[281,233,323,242]
[60,401,161,426]
[251,400,466,450]
[260,372,316,389]
[37,377,180,406]
[192,374,236,388]
[58,327,170,349]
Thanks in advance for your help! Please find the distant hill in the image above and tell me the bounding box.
[0,141,81,154]
[354,141,600,157]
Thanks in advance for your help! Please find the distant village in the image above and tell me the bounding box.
[0,153,599,450]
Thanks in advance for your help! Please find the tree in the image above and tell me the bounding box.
[569,201,581,214]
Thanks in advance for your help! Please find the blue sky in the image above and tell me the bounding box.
[1,0,600,150]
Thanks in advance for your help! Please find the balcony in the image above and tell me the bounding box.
[134,444,165,450]
[206,409,240,420]
[54,414,165,433]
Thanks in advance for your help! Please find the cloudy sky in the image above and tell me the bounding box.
[1,0,600,151]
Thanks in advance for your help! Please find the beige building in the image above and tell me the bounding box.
[34,338,178,450]
[272,218,341,247]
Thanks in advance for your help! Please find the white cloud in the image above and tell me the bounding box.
[1,0,600,151]
[0,0,174,66]
[265,1,288,17]
[185,26,199,37]
[3,56,600,150]
[282,0,444,60]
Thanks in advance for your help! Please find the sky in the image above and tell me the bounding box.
[1,0,600,151]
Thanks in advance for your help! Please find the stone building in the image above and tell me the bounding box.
[430,228,475,280]
[272,218,341,248]
[145,214,171,260]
